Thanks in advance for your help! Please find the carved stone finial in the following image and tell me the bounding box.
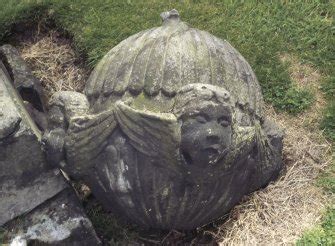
[160,9,180,24]
[44,11,284,230]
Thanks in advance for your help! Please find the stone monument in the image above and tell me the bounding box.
[0,46,100,245]
[43,10,283,230]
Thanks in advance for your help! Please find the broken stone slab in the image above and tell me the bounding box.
[0,169,67,226]
[0,44,47,130]
[0,44,46,111]
[3,188,101,246]
[0,60,100,244]
[0,61,47,198]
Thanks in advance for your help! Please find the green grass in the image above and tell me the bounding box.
[0,0,334,244]
[0,0,50,40]
[321,77,335,142]
[297,158,335,246]
[0,227,4,245]
[84,200,138,244]
[297,207,335,246]
[1,0,334,116]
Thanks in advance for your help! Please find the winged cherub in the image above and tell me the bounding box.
[43,9,283,230]
[43,82,282,229]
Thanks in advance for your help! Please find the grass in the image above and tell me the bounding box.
[321,77,335,142]
[0,0,49,40]
[297,159,335,246]
[0,227,4,245]
[19,31,88,96]
[84,200,139,245]
[1,0,333,117]
[297,207,335,246]
[0,0,334,244]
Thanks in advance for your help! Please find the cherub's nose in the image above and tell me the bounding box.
[205,123,223,143]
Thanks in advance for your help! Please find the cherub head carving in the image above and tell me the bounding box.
[174,84,233,168]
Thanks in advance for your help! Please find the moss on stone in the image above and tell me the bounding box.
[130,92,175,113]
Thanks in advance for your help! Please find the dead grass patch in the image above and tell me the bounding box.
[280,54,321,91]
[280,54,326,128]
[19,30,88,98]
[214,106,332,245]
[213,55,332,245]
[280,54,324,105]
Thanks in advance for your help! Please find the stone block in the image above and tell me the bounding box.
[0,60,100,245]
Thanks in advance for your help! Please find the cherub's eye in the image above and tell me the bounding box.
[195,115,207,123]
[218,116,230,127]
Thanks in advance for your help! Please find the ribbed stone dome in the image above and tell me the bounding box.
[44,10,284,230]
[85,10,264,117]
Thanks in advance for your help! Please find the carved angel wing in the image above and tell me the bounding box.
[114,100,181,170]
[64,109,117,176]
[251,122,283,188]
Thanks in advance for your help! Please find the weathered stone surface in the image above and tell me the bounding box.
[0,44,45,111]
[44,10,283,230]
[3,188,101,246]
[0,60,59,225]
[0,169,67,226]
[84,10,263,119]
[0,60,100,244]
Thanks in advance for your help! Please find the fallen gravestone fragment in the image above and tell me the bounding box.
[0,44,46,112]
[0,44,47,129]
[43,9,284,230]
[4,189,100,246]
[0,56,100,245]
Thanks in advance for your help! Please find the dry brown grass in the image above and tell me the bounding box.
[280,54,322,91]
[214,106,332,245]
[19,30,88,98]
[213,55,333,245]
[18,34,333,245]
[280,54,326,129]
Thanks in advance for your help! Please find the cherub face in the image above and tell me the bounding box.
[180,103,232,168]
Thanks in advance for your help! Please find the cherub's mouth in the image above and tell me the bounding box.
[204,144,221,156]
[204,143,221,150]
[204,145,228,164]
[182,145,228,166]
[204,147,219,158]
